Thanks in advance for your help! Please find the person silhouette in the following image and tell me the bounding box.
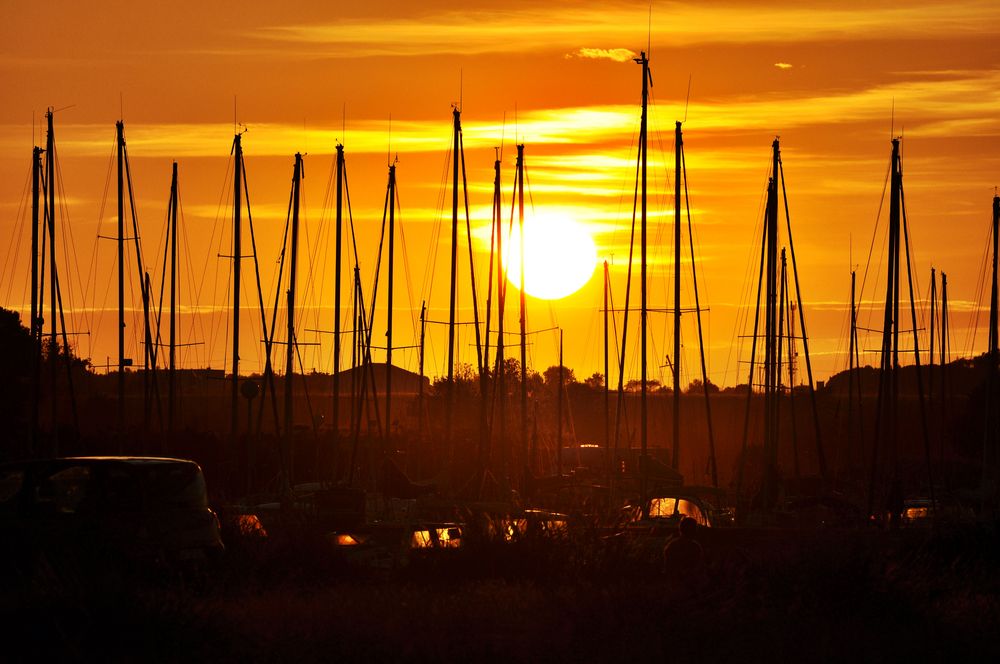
[662,516,708,594]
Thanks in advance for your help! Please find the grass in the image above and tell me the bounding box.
[3,522,999,662]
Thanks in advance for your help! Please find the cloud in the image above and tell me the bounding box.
[242,2,1000,59]
[775,62,793,70]
[568,48,638,63]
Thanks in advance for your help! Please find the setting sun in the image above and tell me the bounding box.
[505,213,598,300]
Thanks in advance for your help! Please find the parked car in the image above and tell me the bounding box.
[0,457,223,575]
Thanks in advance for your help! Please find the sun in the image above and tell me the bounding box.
[505,212,598,300]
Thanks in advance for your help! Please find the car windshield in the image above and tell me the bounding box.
[647,497,708,525]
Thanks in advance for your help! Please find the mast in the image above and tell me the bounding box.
[385,161,396,449]
[517,143,528,486]
[168,162,178,434]
[333,144,344,465]
[231,133,243,441]
[46,110,58,449]
[117,121,126,435]
[30,146,42,454]
[848,270,857,467]
[672,121,682,471]
[557,328,563,477]
[494,153,507,480]
[761,140,781,507]
[418,301,427,466]
[603,260,610,486]
[636,51,650,504]
[447,108,460,444]
[983,195,999,502]
[283,153,302,493]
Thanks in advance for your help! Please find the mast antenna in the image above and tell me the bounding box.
[683,75,692,123]
[647,2,652,56]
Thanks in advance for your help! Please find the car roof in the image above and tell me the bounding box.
[0,457,200,470]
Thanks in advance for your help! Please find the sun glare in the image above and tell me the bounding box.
[505,213,598,300]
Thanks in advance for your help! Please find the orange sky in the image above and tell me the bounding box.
[1,0,999,388]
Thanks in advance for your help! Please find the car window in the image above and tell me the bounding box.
[648,497,708,525]
[35,466,92,514]
[144,464,208,510]
[648,497,678,517]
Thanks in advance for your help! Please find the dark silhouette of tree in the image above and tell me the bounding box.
[686,378,719,395]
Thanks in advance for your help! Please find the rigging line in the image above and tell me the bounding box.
[421,142,453,318]
[243,149,280,375]
[1,161,32,306]
[54,140,90,340]
[247,151,286,433]
[459,130,484,375]
[614,140,641,449]
[256,176,293,429]
[962,209,995,355]
[203,148,235,366]
[395,181,421,345]
[859,155,892,324]
[722,150,771,387]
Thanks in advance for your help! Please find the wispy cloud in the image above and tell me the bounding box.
[567,47,638,63]
[242,2,1000,58]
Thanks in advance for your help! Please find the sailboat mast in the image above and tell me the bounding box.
[637,51,650,498]
[603,260,610,485]
[848,270,857,465]
[672,120,682,470]
[989,195,999,359]
[762,140,781,505]
[385,162,396,448]
[168,162,178,434]
[494,154,507,478]
[30,146,42,454]
[283,152,302,491]
[447,108,460,443]
[517,143,528,484]
[557,328,563,477]
[46,110,58,447]
[117,121,126,434]
[983,196,999,501]
[231,134,243,440]
[333,144,344,462]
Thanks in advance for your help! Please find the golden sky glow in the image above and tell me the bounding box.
[1,0,999,388]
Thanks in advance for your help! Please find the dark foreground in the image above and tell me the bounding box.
[3,523,999,662]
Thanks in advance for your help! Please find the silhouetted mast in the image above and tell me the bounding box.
[385,161,396,449]
[868,137,935,516]
[603,260,610,486]
[283,153,302,494]
[446,108,460,444]
[636,51,650,505]
[30,145,42,454]
[983,195,999,503]
[46,110,58,449]
[168,162,178,434]
[672,121,682,471]
[516,143,528,487]
[231,133,243,440]
[557,328,564,477]
[333,144,344,469]
[117,121,126,434]
[493,153,507,479]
